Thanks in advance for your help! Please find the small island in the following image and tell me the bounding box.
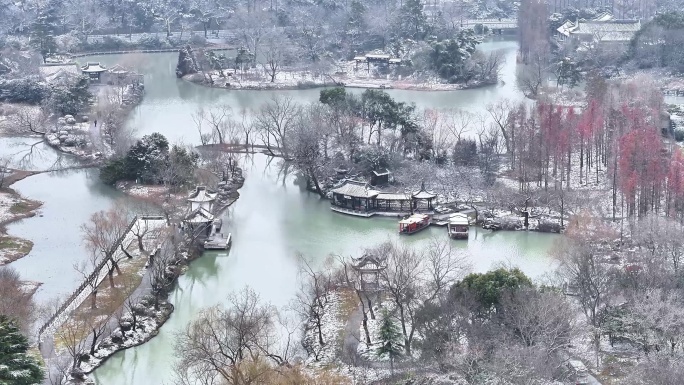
[176,28,503,91]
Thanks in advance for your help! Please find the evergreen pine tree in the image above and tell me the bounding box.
[0,316,44,385]
[375,309,403,374]
[29,0,59,63]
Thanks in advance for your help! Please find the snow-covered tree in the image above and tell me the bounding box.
[0,316,43,385]
[376,309,403,374]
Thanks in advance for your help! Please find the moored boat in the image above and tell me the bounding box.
[447,213,469,239]
[399,214,430,235]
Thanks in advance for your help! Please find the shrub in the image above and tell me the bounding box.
[537,219,561,233]
[99,157,127,185]
[674,124,684,142]
[189,34,207,46]
[0,77,48,104]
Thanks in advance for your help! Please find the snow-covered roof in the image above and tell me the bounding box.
[352,252,387,271]
[81,62,107,73]
[187,186,217,202]
[376,193,409,201]
[593,12,614,22]
[184,207,214,223]
[557,20,577,37]
[366,54,391,60]
[558,19,641,42]
[372,169,390,177]
[331,180,379,198]
[449,213,469,226]
[412,183,436,199]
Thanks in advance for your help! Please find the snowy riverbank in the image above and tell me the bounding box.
[184,66,498,92]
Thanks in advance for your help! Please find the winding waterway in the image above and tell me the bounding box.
[0,37,561,383]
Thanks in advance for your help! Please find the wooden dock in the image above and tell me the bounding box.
[204,233,232,250]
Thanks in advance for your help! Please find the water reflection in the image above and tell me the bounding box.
[6,168,131,303]
[93,154,560,385]
[0,137,79,170]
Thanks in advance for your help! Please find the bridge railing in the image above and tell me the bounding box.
[36,215,142,342]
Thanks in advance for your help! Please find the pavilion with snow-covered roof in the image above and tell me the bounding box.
[352,252,387,292]
[330,179,436,216]
[187,186,217,212]
[81,62,107,82]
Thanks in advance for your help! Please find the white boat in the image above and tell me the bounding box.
[447,213,469,239]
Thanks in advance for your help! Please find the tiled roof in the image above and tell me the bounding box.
[331,180,379,198]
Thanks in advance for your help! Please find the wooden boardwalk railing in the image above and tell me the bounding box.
[36,215,158,342]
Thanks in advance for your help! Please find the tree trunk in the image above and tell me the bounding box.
[317,318,325,346]
[120,244,134,259]
[108,269,115,288]
[137,235,146,253]
[90,329,99,355]
[91,289,98,309]
[309,172,325,198]
[362,314,371,344]
[367,297,375,320]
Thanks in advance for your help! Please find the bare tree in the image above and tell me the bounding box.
[377,242,423,356]
[0,156,11,188]
[261,32,290,83]
[173,287,277,385]
[424,237,470,301]
[0,266,36,332]
[289,104,329,197]
[294,255,335,358]
[516,47,547,99]
[150,230,180,310]
[73,253,101,309]
[192,107,211,146]
[9,106,48,135]
[486,98,515,158]
[500,288,577,355]
[80,206,132,296]
[54,315,88,373]
[556,235,614,367]
[254,96,299,158]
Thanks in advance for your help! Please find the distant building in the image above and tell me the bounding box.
[370,169,391,186]
[556,17,641,48]
[105,64,144,86]
[81,62,107,82]
[353,53,401,70]
[38,64,80,84]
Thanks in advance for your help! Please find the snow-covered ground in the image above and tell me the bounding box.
[0,189,39,266]
[303,292,346,366]
[193,57,494,91]
[80,302,172,374]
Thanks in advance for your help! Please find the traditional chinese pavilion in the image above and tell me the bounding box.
[81,62,107,82]
[351,252,387,292]
[183,186,218,236]
[330,179,436,216]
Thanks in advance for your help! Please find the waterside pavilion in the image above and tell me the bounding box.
[330,179,437,217]
[81,62,107,82]
[183,186,218,236]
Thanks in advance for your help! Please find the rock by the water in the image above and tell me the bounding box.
[175,45,199,78]
[46,134,60,146]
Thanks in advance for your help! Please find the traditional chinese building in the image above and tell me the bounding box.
[81,62,107,82]
[183,186,218,237]
[330,179,436,216]
[351,252,387,292]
